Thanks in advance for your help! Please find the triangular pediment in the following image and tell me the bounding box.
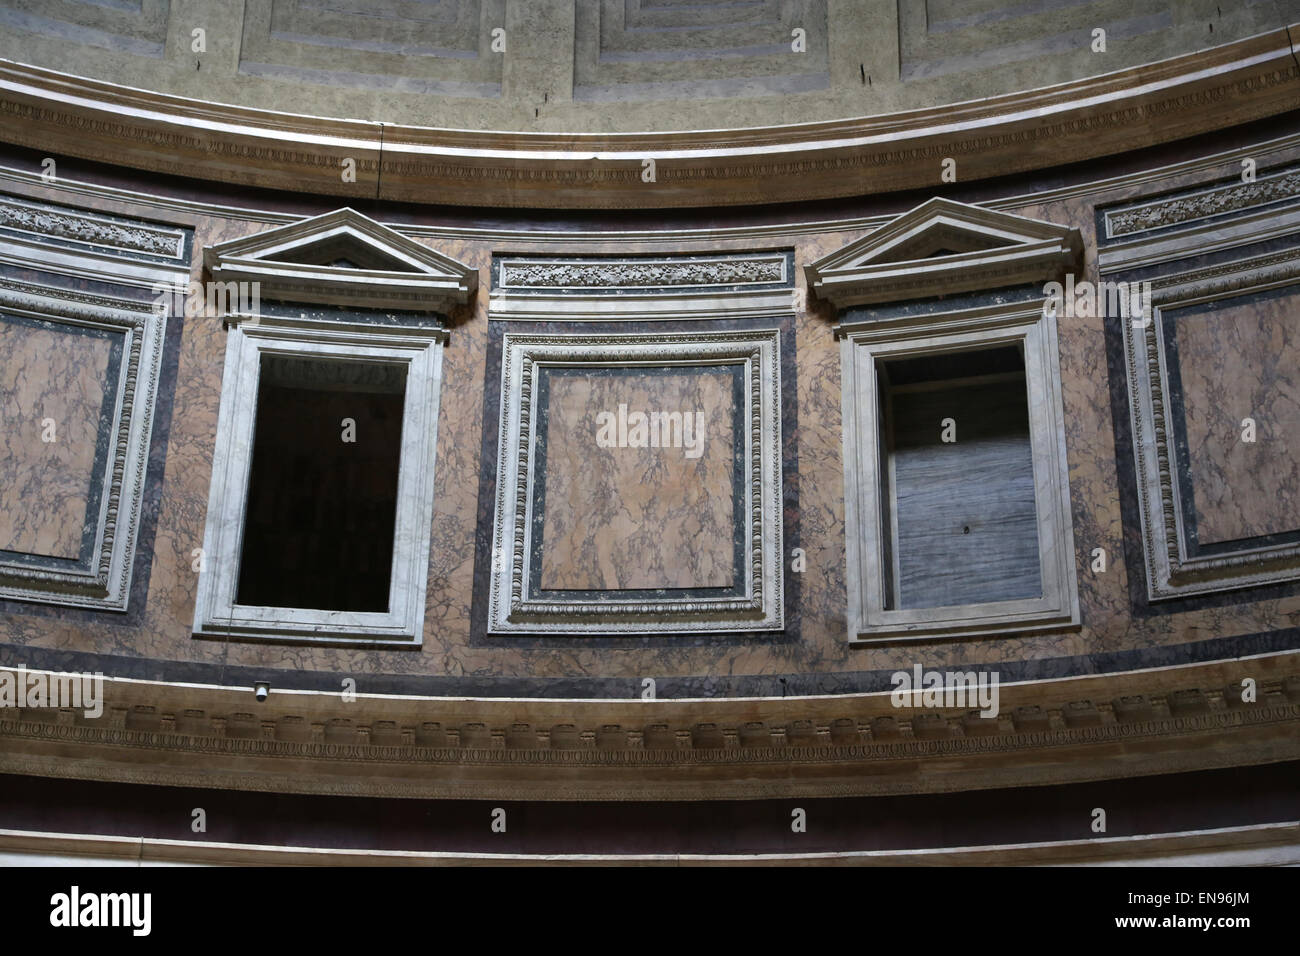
[805,198,1082,309]
[203,208,476,312]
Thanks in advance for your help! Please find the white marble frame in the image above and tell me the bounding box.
[840,300,1080,642]
[1121,248,1300,600]
[487,330,784,635]
[0,279,164,611]
[192,314,446,647]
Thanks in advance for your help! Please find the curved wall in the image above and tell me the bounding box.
[0,115,1298,699]
[0,16,1299,822]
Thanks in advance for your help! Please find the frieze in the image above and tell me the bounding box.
[0,195,185,259]
[1106,167,1300,238]
[498,256,788,291]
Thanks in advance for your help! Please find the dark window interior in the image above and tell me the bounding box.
[877,345,1041,610]
[236,355,406,613]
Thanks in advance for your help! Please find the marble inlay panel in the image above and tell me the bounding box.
[0,313,118,559]
[1172,290,1300,546]
[538,366,738,592]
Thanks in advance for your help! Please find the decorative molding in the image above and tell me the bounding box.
[489,253,796,321]
[0,28,1296,208]
[1099,202,1300,274]
[3,130,1300,248]
[0,278,164,611]
[204,207,477,311]
[1122,247,1300,601]
[2,823,1297,867]
[805,197,1082,308]
[498,255,788,290]
[0,654,1296,801]
[1104,165,1300,239]
[0,194,185,260]
[488,330,784,634]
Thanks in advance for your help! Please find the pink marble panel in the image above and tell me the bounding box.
[539,368,737,591]
[0,317,115,558]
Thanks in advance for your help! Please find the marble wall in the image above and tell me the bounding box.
[2,133,1300,696]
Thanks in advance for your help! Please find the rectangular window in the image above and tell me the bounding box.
[841,301,1079,641]
[193,314,445,647]
[235,355,406,613]
[878,345,1041,610]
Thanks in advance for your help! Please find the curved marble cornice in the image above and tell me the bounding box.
[0,27,1296,210]
[1,653,1297,802]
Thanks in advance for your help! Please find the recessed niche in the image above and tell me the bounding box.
[837,300,1079,641]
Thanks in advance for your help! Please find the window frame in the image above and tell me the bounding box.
[192,314,445,647]
[841,300,1080,642]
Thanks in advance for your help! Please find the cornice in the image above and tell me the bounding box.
[4,132,1300,249]
[0,27,1296,209]
[204,207,476,311]
[0,652,1297,802]
[807,198,1083,309]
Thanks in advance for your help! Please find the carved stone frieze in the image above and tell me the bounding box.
[0,195,186,259]
[498,255,787,290]
[1105,167,1300,238]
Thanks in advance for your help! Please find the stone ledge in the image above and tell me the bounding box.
[0,652,1297,800]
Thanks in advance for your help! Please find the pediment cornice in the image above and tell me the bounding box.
[204,207,477,312]
[805,198,1083,309]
